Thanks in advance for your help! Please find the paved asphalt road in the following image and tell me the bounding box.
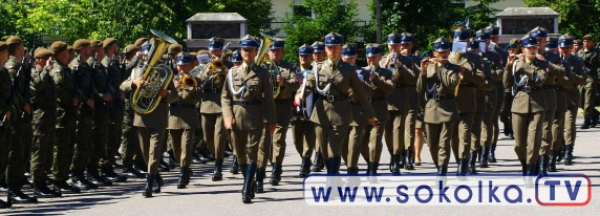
[2,117,599,215]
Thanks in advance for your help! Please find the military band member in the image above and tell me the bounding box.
[417,37,460,176]
[231,50,243,66]
[497,39,521,161]
[381,33,419,173]
[529,28,565,175]
[298,32,376,176]
[577,34,599,129]
[29,48,62,198]
[448,28,486,175]
[504,35,563,176]
[199,38,230,181]
[266,39,299,185]
[340,43,370,174]
[222,35,276,203]
[228,50,242,175]
[120,43,179,197]
[292,44,317,177]
[169,53,202,189]
[559,35,587,166]
[360,43,394,174]
[49,41,81,194]
[397,33,420,170]
[487,26,510,161]
[310,41,326,173]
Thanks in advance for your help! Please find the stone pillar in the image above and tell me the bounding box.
[553,17,559,34]
[240,22,247,38]
[187,23,192,39]
[496,19,502,35]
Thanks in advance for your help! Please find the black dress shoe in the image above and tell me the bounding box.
[22,178,33,189]
[8,187,38,204]
[0,198,11,208]
[33,180,61,198]
[123,167,146,179]
[86,170,112,186]
[159,161,171,172]
[54,181,80,194]
[102,166,128,183]
[0,180,8,192]
[71,171,98,190]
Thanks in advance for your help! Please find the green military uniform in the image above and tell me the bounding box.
[576,34,599,129]
[291,52,316,177]
[345,64,371,174]
[0,52,17,204]
[417,38,460,175]
[221,35,276,202]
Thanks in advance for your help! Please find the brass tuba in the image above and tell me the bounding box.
[131,29,178,114]
[255,33,281,98]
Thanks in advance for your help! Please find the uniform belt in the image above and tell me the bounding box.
[426,93,454,100]
[350,101,360,105]
[459,83,476,88]
[516,86,542,93]
[556,86,565,91]
[543,85,556,89]
[396,84,415,88]
[203,88,222,94]
[370,96,386,102]
[169,104,196,108]
[232,100,261,106]
[274,99,292,104]
[323,95,348,102]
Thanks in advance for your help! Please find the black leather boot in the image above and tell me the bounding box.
[199,146,215,162]
[581,116,590,129]
[404,150,414,170]
[398,150,405,169]
[469,153,478,174]
[327,157,341,175]
[539,155,548,175]
[489,143,497,162]
[212,159,223,181]
[270,163,282,186]
[390,154,400,175]
[461,157,469,175]
[71,171,94,190]
[557,144,564,162]
[177,168,188,189]
[549,150,558,172]
[311,152,324,172]
[299,157,311,177]
[256,168,266,193]
[143,174,154,197]
[7,184,38,204]
[33,180,61,198]
[564,145,573,165]
[456,159,464,176]
[102,165,128,183]
[86,168,112,186]
[480,147,489,168]
[242,163,257,203]
[0,180,8,192]
[153,173,162,193]
[437,166,447,176]
[54,180,80,194]
[168,150,178,169]
[230,156,239,174]
[346,167,359,175]
[0,197,11,208]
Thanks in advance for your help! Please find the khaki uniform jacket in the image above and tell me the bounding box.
[449,52,486,113]
[541,52,566,111]
[273,60,300,124]
[120,68,179,129]
[362,66,394,122]
[504,59,562,114]
[349,66,373,127]
[198,63,227,114]
[385,55,419,111]
[168,77,202,129]
[303,59,375,127]
[418,62,460,124]
[476,60,495,112]
[560,56,587,108]
[221,63,276,130]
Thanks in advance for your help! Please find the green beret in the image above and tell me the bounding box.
[34,48,54,59]
[582,34,594,40]
[73,39,91,51]
[168,44,183,55]
[103,38,117,48]
[5,36,23,45]
[134,38,148,47]
[90,39,103,49]
[50,41,68,54]
[124,44,139,55]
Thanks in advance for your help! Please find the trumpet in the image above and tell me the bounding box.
[255,32,282,98]
[388,52,398,69]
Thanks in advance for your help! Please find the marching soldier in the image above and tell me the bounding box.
[497,39,521,162]
[292,44,316,177]
[558,34,587,166]
[360,43,394,175]
[577,34,599,129]
[0,41,15,207]
[487,26,510,161]
[119,44,145,178]
[477,29,505,167]
[265,39,299,186]
[199,38,230,181]
[29,48,62,198]
[101,38,128,182]
[417,37,460,176]
[120,42,179,197]
[49,41,81,194]
[504,35,564,177]
[448,28,486,175]
[340,43,370,174]
[297,32,376,176]
[221,35,276,203]
[529,28,565,175]
[310,41,326,173]
[169,53,202,189]
[4,36,37,203]
[382,32,420,172]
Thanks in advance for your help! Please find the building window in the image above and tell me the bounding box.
[293,5,313,18]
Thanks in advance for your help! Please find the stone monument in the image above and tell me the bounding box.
[184,12,248,51]
[495,7,559,44]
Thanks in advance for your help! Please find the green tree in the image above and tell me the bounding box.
[281,0,361,62]
[523,0,600,39]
